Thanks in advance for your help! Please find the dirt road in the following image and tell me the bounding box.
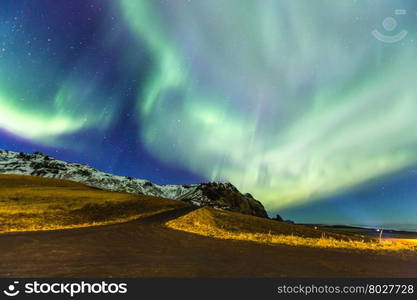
[0,207,416,277]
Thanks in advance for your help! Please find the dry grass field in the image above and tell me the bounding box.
[166,207,416,252]
[0,174,189,233]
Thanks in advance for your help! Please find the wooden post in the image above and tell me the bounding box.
[378,229,384,242]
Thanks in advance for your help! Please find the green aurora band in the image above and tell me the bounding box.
[119,0,417,210]
[0,10,120,145]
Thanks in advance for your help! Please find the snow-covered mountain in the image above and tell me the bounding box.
[0,150,267,217]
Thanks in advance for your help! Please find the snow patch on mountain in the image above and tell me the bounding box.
[0,150,267,217]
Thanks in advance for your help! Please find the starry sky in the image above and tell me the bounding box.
[1,0,416,229]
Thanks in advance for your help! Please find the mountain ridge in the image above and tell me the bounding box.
[0,149,267,218]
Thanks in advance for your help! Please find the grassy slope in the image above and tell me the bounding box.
[0,174,189,233]
[166,207,416,252]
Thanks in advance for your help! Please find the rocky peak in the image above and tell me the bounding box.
[0,149,268,217]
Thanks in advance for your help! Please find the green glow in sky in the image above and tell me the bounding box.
[120,0,417,210]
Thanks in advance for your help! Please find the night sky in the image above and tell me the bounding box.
[1,0,416,229]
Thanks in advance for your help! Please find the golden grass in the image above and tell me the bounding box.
[166,207,416,252]
[0,174,189,233]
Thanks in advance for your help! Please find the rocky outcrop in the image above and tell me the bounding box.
[0,150,268,217]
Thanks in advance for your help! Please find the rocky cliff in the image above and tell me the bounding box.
[0,150,267,217]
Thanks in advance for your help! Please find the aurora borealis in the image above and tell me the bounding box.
[1,0,417,228]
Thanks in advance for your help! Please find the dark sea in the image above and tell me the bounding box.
[349,224,417,232]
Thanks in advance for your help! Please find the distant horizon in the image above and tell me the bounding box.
[298,222,417,232]
[350,224,417,232]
